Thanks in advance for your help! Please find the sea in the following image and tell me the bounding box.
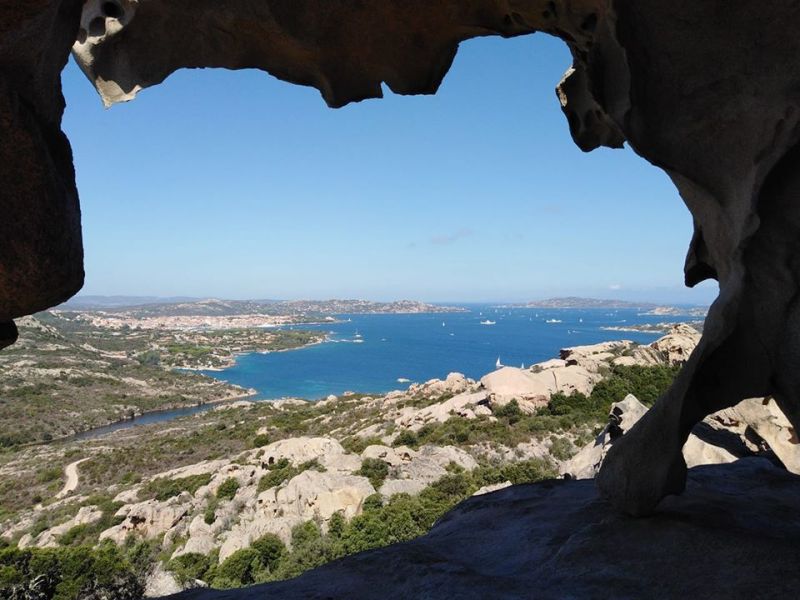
[201,305,693,400]
[74,305,695,439]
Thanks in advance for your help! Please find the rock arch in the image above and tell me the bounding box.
[3,0,800,513]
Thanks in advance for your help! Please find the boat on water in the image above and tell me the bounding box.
[397,378,411,383]
[480,320,496,326]
[545,319,563,324]
[496,357,503,368]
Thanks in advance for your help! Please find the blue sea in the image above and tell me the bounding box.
[75,305,695,439]
[201,305,692,400]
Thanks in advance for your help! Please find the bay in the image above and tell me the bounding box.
[202,305,691,400]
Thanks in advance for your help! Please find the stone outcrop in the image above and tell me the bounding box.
[562,395,742,480]
[481,325,700,412]
[481,364,599,411]
[19,505,102,549]
[254,437,361,473]
[708,397,800,475]
[166,459,800,599]
[101,494,193,544]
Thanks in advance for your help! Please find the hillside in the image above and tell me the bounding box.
[0,314,324,445]
[60,298,467,318]
[6,323,781,598]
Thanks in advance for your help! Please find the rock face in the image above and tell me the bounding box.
[481,365,600,411]
[0,0,85,335]
[562,395,744,480]
[166,459,800,599]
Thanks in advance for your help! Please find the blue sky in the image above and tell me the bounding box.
[61,33,716,305]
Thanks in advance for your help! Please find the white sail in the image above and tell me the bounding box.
[496,357,502,368]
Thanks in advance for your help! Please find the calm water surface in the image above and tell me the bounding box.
[75,305,693,439]
[203,305,690,400]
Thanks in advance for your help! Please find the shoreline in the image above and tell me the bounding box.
[177,333,332,372]
[56,334,335,444]
[60,390,260,443]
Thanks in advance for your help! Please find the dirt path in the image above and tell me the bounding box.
[56,457,90,499]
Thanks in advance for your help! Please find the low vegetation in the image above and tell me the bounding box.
[171,460,555,589]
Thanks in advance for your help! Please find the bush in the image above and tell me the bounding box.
[167,553,213,585]
[139,474,212,502]
[362,493,384,512]
[357,458,389,490]
[216,478,240,501]
[549,437,575,461]
[493,399,523,423]
[0,543,144,600]
[392,430,418,448]
[291,521,322,547]
[541,364,681,424]
[341,436,383,454]
[252,434,271,448]
[257,459,322,493]
[251,534,285,570]
[214,548,260,587]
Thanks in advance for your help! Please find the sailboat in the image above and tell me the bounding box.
[480,319,496,325]
[496,357,503,369]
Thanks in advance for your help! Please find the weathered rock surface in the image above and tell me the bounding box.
[562,395,744,480]
[19,505,102,549]
[0,0,85,328]
[710,397,800,475]
[101,494,192,544]
[482,364,599,410]
[166,459,800,599]
[254,437,361,473]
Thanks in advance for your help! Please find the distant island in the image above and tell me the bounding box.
[60,297,468,318]
[506,297,707,315]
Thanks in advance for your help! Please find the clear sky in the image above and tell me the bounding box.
[61,32,717,305]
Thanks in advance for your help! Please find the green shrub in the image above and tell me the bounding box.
[392,430,418,448]
[0,543,144,600]
[214,548,260,587]
[362,493,384,512]
[251,534,285,570]
[257,459,323,493]
[357,458,389,490]
[493,399,523,423]
[291,521,322,547]
[549,437,575,461]
[216,478,240,501]
[341,436,383,454]
[138,473,212,502]
[167,552,213,585]
[252,434,271,448]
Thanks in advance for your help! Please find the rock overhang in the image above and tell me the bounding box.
[3,0,800,516]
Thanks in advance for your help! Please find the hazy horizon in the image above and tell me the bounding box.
[64,291,714,307]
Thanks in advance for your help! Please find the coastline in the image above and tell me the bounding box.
[177,333,331,372]
[64,334,335,442]
[60,389,260,444]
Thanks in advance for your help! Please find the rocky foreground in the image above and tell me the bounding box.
[170,458,800,600]
[3,323,799,598]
